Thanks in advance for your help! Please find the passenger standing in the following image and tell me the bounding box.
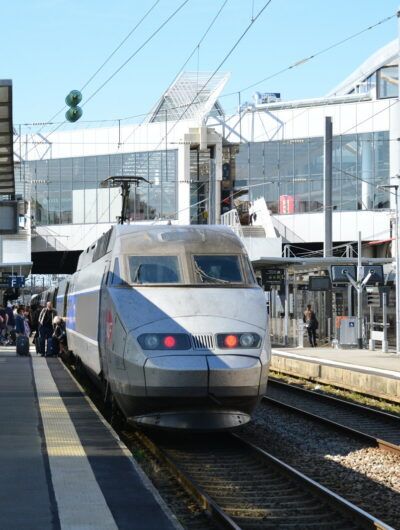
[38,302,57,356]
[23,307,31,337]
[5,303,16,345]
[15,308,25,336]
[303,304,318,347]
[52,317,67,356]
[31,305,42,353]
[0,305,8,345]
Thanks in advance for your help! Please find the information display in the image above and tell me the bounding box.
[308,276,331,291]
[261,268,285,287]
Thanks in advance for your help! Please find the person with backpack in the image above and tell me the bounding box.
[303,304,318,347]
[38,302,57,356]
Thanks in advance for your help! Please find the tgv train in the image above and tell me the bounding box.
[33,225,270,430]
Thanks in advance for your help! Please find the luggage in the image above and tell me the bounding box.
[47,337,59,356]
[16,335,30,356]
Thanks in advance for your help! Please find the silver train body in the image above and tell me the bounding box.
[37,225,270,430]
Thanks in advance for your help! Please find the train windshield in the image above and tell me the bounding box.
[129,256,181,284]
[193,255,243,284]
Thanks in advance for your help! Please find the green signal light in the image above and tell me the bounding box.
[65,90,83,122]
[65,106,83,122]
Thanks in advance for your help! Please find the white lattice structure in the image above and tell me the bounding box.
[146,71,230,125]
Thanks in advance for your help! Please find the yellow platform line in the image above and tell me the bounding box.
[32,358,118,530]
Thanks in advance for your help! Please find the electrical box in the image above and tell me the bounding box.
[339,317,358,348]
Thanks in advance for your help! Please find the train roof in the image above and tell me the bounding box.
[77,225,245,271]
[115,224,245,254]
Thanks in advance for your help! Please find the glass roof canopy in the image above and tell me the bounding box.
[0,80,15,196]
[146,71,230,124]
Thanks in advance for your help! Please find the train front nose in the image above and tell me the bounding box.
[130,353,264,430]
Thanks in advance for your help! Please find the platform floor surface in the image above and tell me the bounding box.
[272,345,400,378]
[0,346,179,530]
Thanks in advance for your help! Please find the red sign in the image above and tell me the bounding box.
[106,310,113,344]
[279,195,295,214]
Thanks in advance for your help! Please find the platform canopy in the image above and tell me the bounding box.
[252,256,394,274]
[146,71,230,124]
[0,80,15,196]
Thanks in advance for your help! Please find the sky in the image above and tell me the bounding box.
[2,0,399,132]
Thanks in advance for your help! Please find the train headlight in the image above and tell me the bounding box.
[217,333,261,349]
[138,333,190,350]
[143,334,160,349]
[240,333,256,347]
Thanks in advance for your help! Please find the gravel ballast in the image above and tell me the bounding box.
[241,402,400,529]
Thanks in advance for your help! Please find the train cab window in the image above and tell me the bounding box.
[193,255,243,284]
[129,256,181,284]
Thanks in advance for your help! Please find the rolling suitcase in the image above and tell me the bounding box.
[16,335,30,356]
[47,337,59,356]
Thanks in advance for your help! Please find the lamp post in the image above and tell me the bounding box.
[377,183,400,354]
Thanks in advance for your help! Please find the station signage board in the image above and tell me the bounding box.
[261,268,285,289]
[0,275,25,288]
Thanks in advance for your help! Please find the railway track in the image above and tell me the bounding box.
[264,379,400,454]
[137,430,392,529]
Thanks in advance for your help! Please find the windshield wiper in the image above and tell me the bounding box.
[194,262,230,284]
[133,264,142,283]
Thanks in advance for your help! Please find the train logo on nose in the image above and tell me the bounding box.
[106,310,113,344]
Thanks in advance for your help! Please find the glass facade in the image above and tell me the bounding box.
[26,150,178,225]
[378,66,398,99]
[235,132,389,214]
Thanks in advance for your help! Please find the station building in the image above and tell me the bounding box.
[0,79,31,302]
[12,40,399,277]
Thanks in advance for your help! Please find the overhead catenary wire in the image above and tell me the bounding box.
[120,0,274,163]
[18,10,396,134]
[221,12,397,98]
[34,0,161,136]
[28,0,190,151]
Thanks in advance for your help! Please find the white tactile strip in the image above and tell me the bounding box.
[32,357,118,530]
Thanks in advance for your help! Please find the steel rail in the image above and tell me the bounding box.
[232,433,393,530]
[264,379,400,455]
[135,430,241,530]
[136,430,392,529]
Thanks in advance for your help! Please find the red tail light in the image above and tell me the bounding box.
[224,334,239,348]
[163,336,176,348]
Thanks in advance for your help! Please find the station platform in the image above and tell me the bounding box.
[0,345,180,530]
[271,346,400,403]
